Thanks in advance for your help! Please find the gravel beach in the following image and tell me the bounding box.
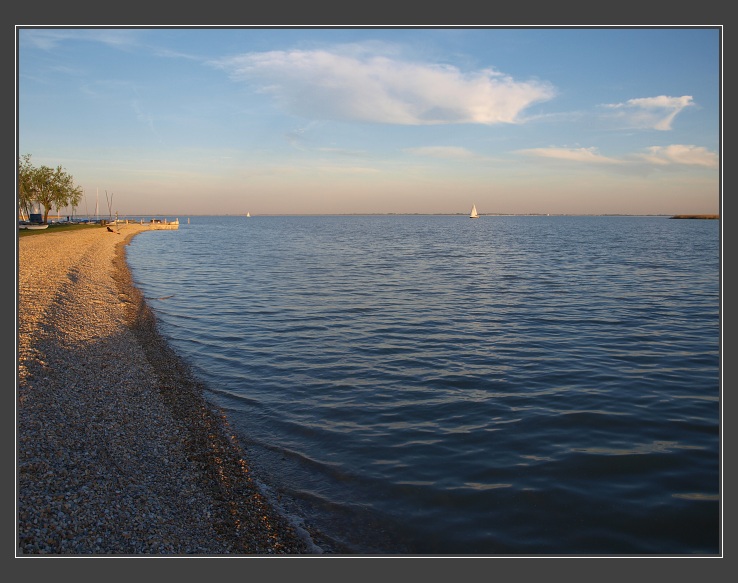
[16,224,314,556]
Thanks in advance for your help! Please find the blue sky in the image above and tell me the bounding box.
[17,26,721,216]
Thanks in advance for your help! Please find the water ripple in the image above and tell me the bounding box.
[127,215,720,555]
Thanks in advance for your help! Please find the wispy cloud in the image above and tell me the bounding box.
[131,98,157,135]
[601,95,695,130]
[78,79,131,100]
[284,122,320,150]
[405,146,480,159]
[518,147,623,164]
[210,48,556,125]
[635,144,718,168]
[315,165,380,174]
[518,144,718,170]
[316,147,368,157]
[20,28,140,51]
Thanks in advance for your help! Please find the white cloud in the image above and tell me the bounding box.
[636,144,718,168]
[405,146,478,159]
[602,95,695,131]
[518,147,623,164]
[210,49,556,125]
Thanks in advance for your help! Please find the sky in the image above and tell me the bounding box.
[16,26,721,216]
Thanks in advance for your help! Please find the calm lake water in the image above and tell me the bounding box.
[125,215,721,555]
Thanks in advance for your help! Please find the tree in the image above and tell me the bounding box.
[17,154,83,223]
[17,153,35,220]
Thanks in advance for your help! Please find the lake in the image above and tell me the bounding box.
[125,214,720,555]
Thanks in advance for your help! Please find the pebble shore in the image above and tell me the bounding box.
[17,224,315,556]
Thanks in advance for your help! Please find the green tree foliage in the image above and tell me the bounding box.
[17,154,83,223]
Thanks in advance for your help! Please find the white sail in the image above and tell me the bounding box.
[470,204,479,218]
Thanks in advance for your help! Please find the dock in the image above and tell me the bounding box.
[147,218,179,230]
[116,218,180,230]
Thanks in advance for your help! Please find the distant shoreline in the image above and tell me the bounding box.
[107,213,720,218]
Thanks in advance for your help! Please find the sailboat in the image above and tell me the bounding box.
[469,204,479,219]
[246,212,251,218]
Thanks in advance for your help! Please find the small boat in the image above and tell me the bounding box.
[246,212,251,218]
[19,222,49,230]
[469,204,479,219]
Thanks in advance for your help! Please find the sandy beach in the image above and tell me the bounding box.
[16,224,313,555]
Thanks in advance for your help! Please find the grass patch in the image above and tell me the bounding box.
[18,223,107,237]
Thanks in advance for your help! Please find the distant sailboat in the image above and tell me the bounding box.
[246,212,251,218]
[470,204,479,219]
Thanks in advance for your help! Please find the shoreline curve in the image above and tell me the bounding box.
[17,224,315,555]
